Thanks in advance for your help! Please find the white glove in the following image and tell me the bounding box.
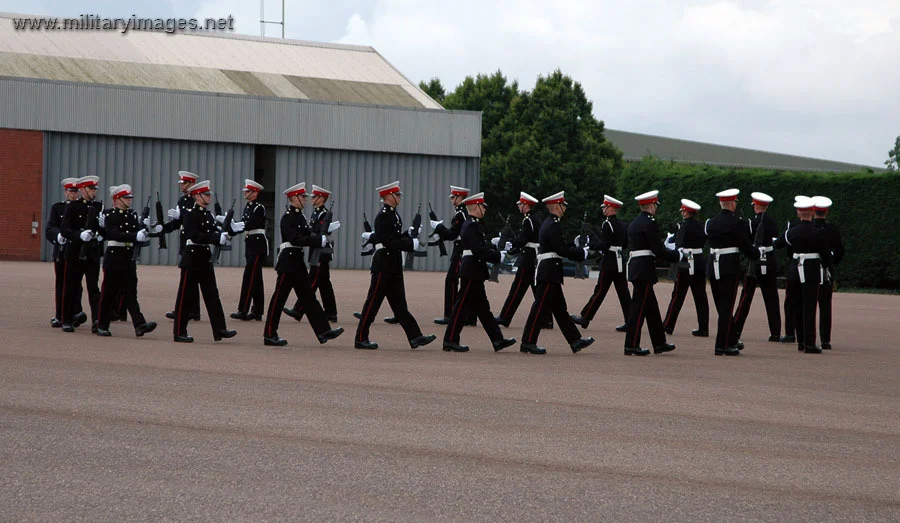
[584,235,591,246]
[499,251,507,264]
[504,241,513,252]
[664,232,676,251]
[57,233,66,244]
[574,235,581,245]
[219,232,229,245]
[583,246,590,260]
[491,236,500,246]
[320,235,328,248]
[231,220,245,233]
[168,207,180,220]
[215,214,226,224]
[772,237,779,244]
[136,229,149,242]
[328,221,341,233]
[759,247,767,258]
[429,233,440,242]
[152,224,163,234]
[79,230,93,242]
[413,238,421,251]
[98,213,105,228]
[143,217,151,228]
[361,231,373,241]
[430,219,442,229]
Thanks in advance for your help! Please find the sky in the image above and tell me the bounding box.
[3,0,898,167]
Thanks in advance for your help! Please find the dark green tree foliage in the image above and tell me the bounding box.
[442,70,519,143]
[886,135,900,171]
[418,77,446,104]
[618,157,900,289]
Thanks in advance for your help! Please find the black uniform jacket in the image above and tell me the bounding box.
[179,204,221,270]
[102,207,141,270]
[674,216,707,276]
[510,213,539,268]
[626,212,680,283]
[371,204,414,274]
[593,215,628,272]
[814,218,844,271]
[774,220,831,282]
[45,200,70,261]
[536,215,589,285]
[307,205,333,264]
[275,205,321,274]
[746,212,779,276]
[459,217,501,281]
[161,194,195,255]
[704,209,760,278]
[236,200,268,258]
[434,205,468,261]
[61,198,105,262]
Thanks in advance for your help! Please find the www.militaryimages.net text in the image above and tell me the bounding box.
[11,14,235,34]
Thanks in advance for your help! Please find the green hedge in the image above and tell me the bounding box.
[613,158,900,289]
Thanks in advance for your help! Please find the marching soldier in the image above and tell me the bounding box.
[284,184,341,323]
[431,185,470,325]
[519,191,595,355]
[60,176,104,333]
[164,171,201,322]
[661,199,709,337]
[731,192,782,342]
[94,185,160,337]
[570,194,631,332]
[495,192,541,328]
[262,183,344,347]
[705,189,763,356]
[171,180,237,343]
[812,196,844,350]
[622,190,680,356]
[773,196,831,353]
[46,178,82,328]
[442,193,517,353]
[228,179,266,321]
[354,181,437,350]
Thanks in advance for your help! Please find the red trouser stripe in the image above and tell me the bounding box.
[631,284,650,344]
[527,285,551,341]
[449,280,472,336]
[176,270,188,330]
[663,273,680,326]
[97,268,108,325]
[266,273,286,338]
[501,271,524,319]
[358,273,382,341]
[243,256,259,312]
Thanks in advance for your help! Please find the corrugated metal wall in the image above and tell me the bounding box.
[275,147,480,271]
[42,132,254,267]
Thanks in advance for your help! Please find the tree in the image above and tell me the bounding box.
[443,71,519,147]
[418,77,446,104]
[886,135,900,171]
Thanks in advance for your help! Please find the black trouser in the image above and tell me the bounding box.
[624,280,667,349]
[62,257,100,326]
[732,272,781,338]
[788,279,819,348]
[521,281,580,345]
[581,268,631,324]
[497,265,535,323]
[443,258,462,317]
[709,275,741,349]
[237,253,266,316]
[265,267,329,339]
[663,269,709,333]
[444,278,504,345]
[54,258,82,320]
[98,268,146,331]
[172,266,227,337]
[819,278,834,344]
[356,272,423,343]
[783,282,795,338]
[295,262,337,317]
[114,289,128,320]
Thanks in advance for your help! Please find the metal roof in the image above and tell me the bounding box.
[0,12,440,109]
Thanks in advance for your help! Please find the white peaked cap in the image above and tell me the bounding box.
[634,190,659,204]
[794,196,815,209]
[811,196,832,209]
[680,199,701,211]
[751,192,773,205]
[518,191,538,204]
[284,182,308,197]
[243,179,264,192]
[716,188,739,200]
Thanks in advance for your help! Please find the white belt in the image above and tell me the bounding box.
[462,249,474,257]
[279,242,300,250]
[758,246,774,274]
[537,252,563,262]
[608,246,624,273]
[525,242,539,249]
[375,243,385,250]
[709,247,739,280]
[186,240,210,248]
[680,248,703,275]
[106,241,132,248]
[793,253,822,284]
[247,229,266,236]
[760,246,774,253]
[626,250,653,279]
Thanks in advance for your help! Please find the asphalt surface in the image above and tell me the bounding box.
[1,261,899,522]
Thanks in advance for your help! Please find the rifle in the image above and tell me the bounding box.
[155,192,167,250]
[572,210,591,279]
[488,213,514,283]
[310,200,335,267]
[361,212,375,256]
[79,204,100,261]
[132,196,152,262]
[427,202,448,257]
[212,197,236,265]
[403,203,426,270]
[750,208,768,276]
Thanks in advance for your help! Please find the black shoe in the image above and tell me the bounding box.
[715,346,740,356]
[317,327,344,344]
[283,308,302,321]
[91,321,98,334]
[768,335,781,342]
[72,311,87,327]
[615,324,627,333]
[664,327,674,335]
[464,318,477,327]
[735,340,744,351]
[214,329,237,341]
[624,347,650,356]
[433,317,450,325]
[135,321,157,337]
[493,337,516,352]
[61,324,75,332]
[780,335,796,343]
[653,342,676,354]
[355,340,378,350]
[569,314,588,328]
[692,329,709,337]
[190,313,201,322]
[353,312,362,320]
[384,316,400,324]
[117,312,128,322]
[327,315,338,323]
[798,344,805,352]
[494,316,510,328]
[520,343,547,355]
[264,336,288,346]
[246,312,262,321]
[230,311,248,320]
[96,328,111,337]
[571,337,595,353]
[174,335,194,343]
[821,342,832,350]
[804,345,822,354]
[165,310,176,320]
[50,317,61,328]
[442,342,469,352]
[410,334,436,349]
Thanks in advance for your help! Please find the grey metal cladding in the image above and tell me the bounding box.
[275,146,480,271]
[43,132,254,267]
[0,77,483,158]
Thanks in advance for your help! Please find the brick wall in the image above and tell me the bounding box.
[0,129,43,261]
